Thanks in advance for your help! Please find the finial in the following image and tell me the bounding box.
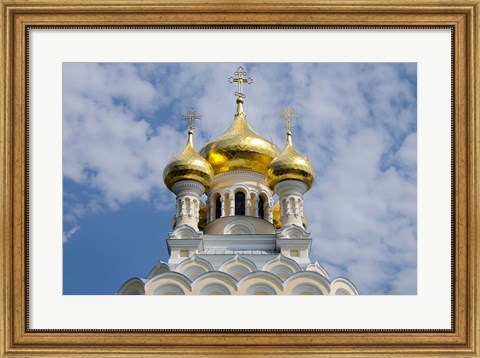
[279,107,298,132]
[181,108,202,133]
[228,66,253,100]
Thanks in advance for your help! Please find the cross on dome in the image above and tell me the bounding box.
[181,108,202,131]
[228,66,253,99]
[278,107,298,132]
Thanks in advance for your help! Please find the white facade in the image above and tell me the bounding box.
[118,169,358,296]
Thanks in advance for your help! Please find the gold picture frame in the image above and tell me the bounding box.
[1,0,478,356]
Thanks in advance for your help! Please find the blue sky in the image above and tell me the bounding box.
[63,63,417,295]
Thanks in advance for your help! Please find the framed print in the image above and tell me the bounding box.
[1,0,479,356]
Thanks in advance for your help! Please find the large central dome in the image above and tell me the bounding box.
[200,98,280,175]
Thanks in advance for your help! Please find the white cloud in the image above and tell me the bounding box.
[63,63,417,294]
[63,64,186,218]
[62,225,81,243]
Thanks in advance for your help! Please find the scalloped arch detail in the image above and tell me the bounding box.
[117,278,146,295]
[144,272,192,295]
[283,271,331,295]
[305,261,330,280]
[331,277,359,295]
[262,254,302,274]
[146,262,171,279]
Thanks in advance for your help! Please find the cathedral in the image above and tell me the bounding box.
[118,67,358,295]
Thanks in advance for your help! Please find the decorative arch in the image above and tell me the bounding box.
[145,272,192,295]
[191,271,238,295]
[290,283,324,295]
[231,184,251,195]
[223,219,256,235]
[199,283,232,295]
[219,255,257,280]
[278,225,308,239]
[117,278,146,295]
[283,271,331,295]
[330,278,359,295]
[146,262,171,279]
[246,284,277,295]
[169,225,201,239]
[230,185,250,216]
[237,271,284,295]
[305,261,330,280]
[262,254,302,280]
[175,255,214,280]
[153,284,186,295]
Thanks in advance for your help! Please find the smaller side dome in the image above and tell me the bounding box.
[163,130,214,191]
[267,131,315,191]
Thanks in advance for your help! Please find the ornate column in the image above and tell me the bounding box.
[267,199,274,223]
[229,192,235,216]
[193,198,200,222]
[246,197,252,216]
[220,195,226,217]
[253,194,259,218]
[171,180,205,230]
[274,180,307,228]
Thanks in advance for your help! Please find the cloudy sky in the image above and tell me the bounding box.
[63,63,417,295]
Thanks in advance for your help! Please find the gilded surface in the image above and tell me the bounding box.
[198,200,207,229]
[2,1,478,355]
[163,131,214,190]
[200,100,281,175]
[267,132,315,190]
[272,201,281,229]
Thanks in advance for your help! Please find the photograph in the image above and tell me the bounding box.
[62,63,417,296]
[2,1,478,353]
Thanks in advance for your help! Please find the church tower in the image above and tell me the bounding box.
[118,66,358,295]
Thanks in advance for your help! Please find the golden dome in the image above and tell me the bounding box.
[163,130,214,191]
[267,131,315,191]
[199,98,281,175]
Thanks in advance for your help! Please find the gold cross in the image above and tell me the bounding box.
[228,66,253,99]
[181,108,202,131]
[278,107,298,132]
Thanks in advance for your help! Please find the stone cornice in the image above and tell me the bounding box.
[274,180,308,195]
[172,180,205,195]
[211,169,267,186]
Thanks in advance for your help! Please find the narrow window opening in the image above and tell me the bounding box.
[215,195,221,219]
[235,191,246,216]
[258,196,265,219]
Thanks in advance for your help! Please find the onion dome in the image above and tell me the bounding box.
[199,98,281,175]
[163,129,214,191]
[267,130,315,191]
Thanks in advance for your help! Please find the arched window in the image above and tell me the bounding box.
[215,195,221,219]
[235,191,246,216]
[258,196,265,219]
